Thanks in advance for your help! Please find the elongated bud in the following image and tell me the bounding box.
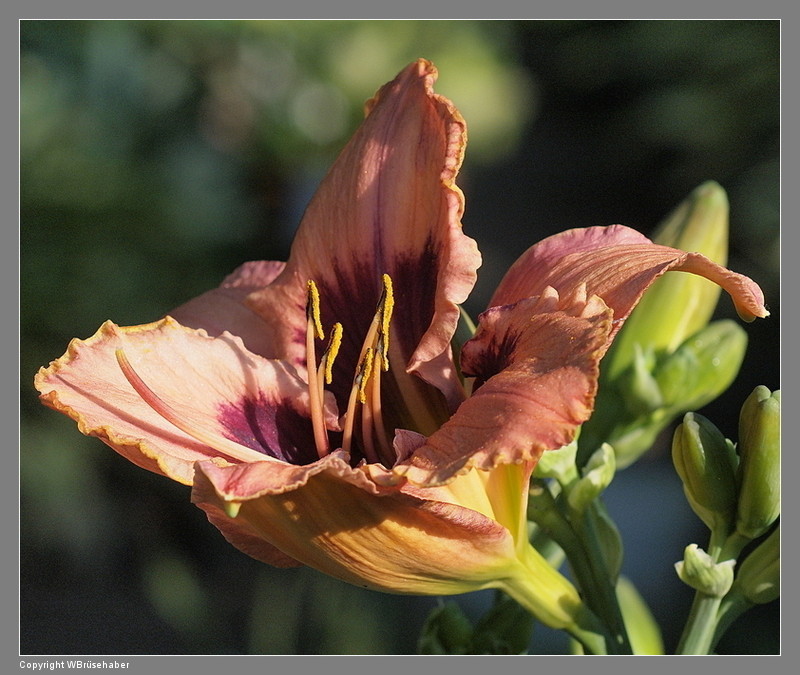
[655,320,748,412]
[731,525,779,605]
[736,387,781,540]
[675,544,735,597]
[582,183,738,470]
[672,413,738,534]
[604,181,729,382]
[587,502,623,583]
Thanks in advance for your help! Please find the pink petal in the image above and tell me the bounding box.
[169,260,286,359]
[34,317,338,485]
[245,59,480,423]
[396,289,614,485]
[491,225,768,343]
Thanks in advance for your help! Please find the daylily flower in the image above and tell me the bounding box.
[34,59,768,637]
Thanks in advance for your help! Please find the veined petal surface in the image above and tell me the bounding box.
[192,460,520,595]
[34,318,338,485]
[397,289,614,485]
[491,225,768,343]
[245,59,481,426]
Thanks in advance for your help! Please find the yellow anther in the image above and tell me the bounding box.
[378,273,394,370]
[306,280,324,340]
[357,348,375,404]
[322,322,343,384]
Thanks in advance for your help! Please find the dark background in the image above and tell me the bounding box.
[20,20,780,654]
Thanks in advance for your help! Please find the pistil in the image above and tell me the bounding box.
[115,348,267,464]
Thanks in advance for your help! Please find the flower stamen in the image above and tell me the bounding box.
[306,275,395,466]
[378,273,394,370]
[306,280,330,458]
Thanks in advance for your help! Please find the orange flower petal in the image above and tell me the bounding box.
[192,460,520,595]
[397,289,614,485]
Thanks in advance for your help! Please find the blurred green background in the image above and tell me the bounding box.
[20,20,780,654]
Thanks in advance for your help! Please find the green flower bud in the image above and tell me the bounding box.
[568,443,616,516]
[732,525,780,605]
[675,544,735,597]
[655,320,748,411]
[736,387,781,540]
[616,577,664,655]
[604,181,729,382]
[672,413,738,534]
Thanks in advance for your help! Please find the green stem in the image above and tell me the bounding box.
[677,589,724,654]
[676,529,748,654]
[574,503,632,654]
[566,606,613,656]
[528,485,631,654]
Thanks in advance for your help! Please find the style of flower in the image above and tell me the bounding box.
[35,59,768,636]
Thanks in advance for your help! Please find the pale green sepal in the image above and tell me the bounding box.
[616,576,664,655]
[675,544,735,597]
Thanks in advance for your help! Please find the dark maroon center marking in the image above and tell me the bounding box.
[217,393,324,465]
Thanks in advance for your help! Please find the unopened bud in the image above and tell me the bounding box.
[736,387,781,540]
[672,413,738,534]
[417,602,472,654]
[589,320,746,470]
[655,320,748,411]
[675,544,735,597]
[618,345,663,415]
